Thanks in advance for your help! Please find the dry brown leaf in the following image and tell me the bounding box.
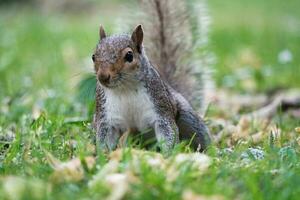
[167,153,211,182]
[109,148,124,161]
[2,176,27,200]
[134,150,165,169]
[232,116,251,141]
[110,148,165,170]
[297,137,300,146]
[174,153,211,171]
[117,128,140,148]
[90,148,212,200]
[104,172,138,200]
[88,160,120,188]
[2,176,47,200]
[269,125,282,147]
[46,152,95,183]
[104,173,129,200]
[118,130,130,148]
[89,155,138,200]
[229,116,272,145]
[182,189,224,200]
[109,149,211,183]
[250,131,265,144]
[32,104,42,120]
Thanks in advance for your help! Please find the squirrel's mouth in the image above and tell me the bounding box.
[99,81,119,89]
[99,72,138,90]
[98,73,123,89]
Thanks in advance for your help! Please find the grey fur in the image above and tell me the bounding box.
[93,33,211,152]
[127,0,214,113]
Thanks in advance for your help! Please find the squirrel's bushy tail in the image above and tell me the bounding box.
[137,0,214,114]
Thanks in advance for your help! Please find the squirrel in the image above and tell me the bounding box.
[92,0,212,153]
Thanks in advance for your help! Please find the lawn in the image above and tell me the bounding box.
[0,0,300,199]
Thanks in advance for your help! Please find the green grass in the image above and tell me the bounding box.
[209,0,300,91]
[0,1,300,200]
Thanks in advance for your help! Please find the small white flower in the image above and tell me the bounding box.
[241,147,265,162]
[278,49,293,64]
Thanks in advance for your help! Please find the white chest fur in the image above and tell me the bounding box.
[104,86,157,131]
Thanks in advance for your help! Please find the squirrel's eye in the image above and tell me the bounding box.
[124,51,133,63]
[92,54,95,62]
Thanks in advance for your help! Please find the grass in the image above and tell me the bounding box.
[0,0,300,199]
[209,0,300,92]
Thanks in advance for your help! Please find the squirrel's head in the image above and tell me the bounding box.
[92,25,144,88]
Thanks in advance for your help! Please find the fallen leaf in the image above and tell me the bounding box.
[2,176,47,200]
[182,189,224,200]
[89,158,138,200]
[173,153,211,171]
[109,148,166,170]
[296,137,300,146]
[32,104,42,120]
[46,152,95,183]
[167,153,211,182]
[88,160,120,188]
[250,131,264,144]
[232,116,251,141]
[104,173,134,200]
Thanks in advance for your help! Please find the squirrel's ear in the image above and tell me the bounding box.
[131,25,143,53]
[99,25,106,40]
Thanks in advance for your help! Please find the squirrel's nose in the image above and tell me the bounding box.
[98,73,111,85]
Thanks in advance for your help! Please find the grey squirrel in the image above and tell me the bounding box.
[92,0,212,153]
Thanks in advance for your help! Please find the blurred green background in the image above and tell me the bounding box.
[1,0,299,102]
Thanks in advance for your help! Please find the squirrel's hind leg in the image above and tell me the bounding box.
[176,106,211,152]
